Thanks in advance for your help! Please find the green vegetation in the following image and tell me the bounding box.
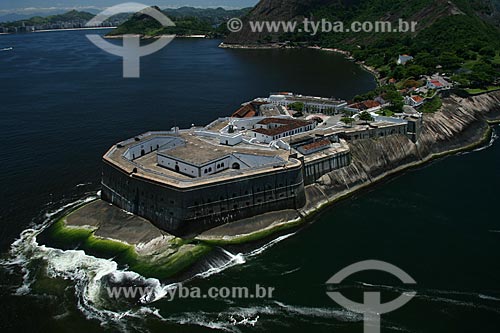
[420,95,443,113]
[261,0,499,89]
[50,218,212,279]
[341,117,355,126]
[288,102,305,112]
[353,85,404,113]
[376,109,394,117]
[108,6,250,37]
[359,111,374,122]
[465,85,500,95]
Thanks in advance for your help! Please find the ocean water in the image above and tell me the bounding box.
[1,30,499,333]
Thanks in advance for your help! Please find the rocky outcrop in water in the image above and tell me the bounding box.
[300,91,500,214]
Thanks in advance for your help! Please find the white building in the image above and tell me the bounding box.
[268,93,347,115]
[250,118,316,144]
[397,55,414,65]
[426,75,452,90]
[404,95,425,107]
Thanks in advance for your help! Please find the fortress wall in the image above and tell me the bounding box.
[303,151,351,185]
[101,160,306,236]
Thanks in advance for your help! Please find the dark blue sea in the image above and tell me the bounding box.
[0,30,499,332]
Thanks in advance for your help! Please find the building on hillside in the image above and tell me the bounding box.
[426,75,452,90]
[347,100,382,113]
[405,95,425,107]
[232,101,267,118]
[397,55,414,65]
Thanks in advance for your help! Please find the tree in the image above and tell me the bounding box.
[341,117,354,127]
[359,111,374,123]
[479,47,496,57]
[288,102,304,112]
[406,65,426,79]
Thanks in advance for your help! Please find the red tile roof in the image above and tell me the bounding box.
[430,80,444,87]
[232,102,266,118]
[257,118,311,126]
[362,100,381,109]
[412,96,424,103]
[253,118,313,137]
[300,139,331,151]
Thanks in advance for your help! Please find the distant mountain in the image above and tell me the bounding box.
[1,10,95,27]
[226,0,499,44]
[107,6,251,37]
[0,8,103,23]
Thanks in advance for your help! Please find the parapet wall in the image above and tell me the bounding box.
[303,151,351,185]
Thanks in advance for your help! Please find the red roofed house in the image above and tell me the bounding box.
[426,76,451,90]
[405,95,424,107]
[297,139,331,155]
[232,102,267,118]
[251,118,315,143]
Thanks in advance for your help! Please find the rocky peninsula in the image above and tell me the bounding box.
[50,90,500,279]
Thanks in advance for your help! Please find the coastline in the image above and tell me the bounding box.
[0,27,115,36]
[50,200,211,279]
[34,27,116,33]
[219,42,382,84]
[196,91,500,244]
[105,34,208,40]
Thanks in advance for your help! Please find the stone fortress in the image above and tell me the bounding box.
[101,92,423,236]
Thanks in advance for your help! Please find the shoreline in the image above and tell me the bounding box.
[0,27,116,36]
[219,42,382,84]
[34,27,116,33]
[196,118,497,245]
[105,34,209,40]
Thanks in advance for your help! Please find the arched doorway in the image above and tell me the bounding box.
[232,163,240,170]
[175,165,180,172]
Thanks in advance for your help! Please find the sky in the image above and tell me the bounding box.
[0,0,259,13]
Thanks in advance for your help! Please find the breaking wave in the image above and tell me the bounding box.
[0,196,300,331]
